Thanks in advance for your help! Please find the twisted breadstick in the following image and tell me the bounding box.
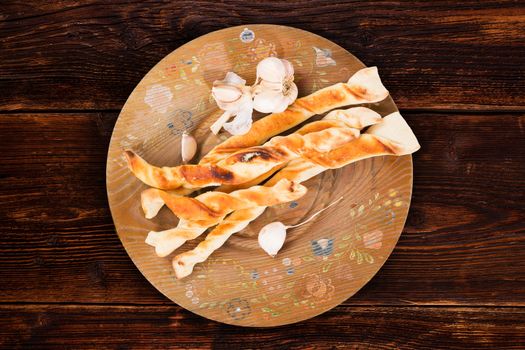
[125,108,380,190]
[125,126,357,189]
[172,207,266,279]
[172,111,420,278]
[140,107,382,218]
[145,179,307,257]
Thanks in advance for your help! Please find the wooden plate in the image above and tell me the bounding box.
[106,24,413,326]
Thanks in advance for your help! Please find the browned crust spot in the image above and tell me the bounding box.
[231,148,281,163]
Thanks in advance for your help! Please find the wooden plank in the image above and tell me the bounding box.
[0,112,524,305]
[0,305,524,349]
[1,1,524,111]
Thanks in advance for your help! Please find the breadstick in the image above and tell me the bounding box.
[124,111,374,190]
[172,207,266,279]
[145,179,307,257]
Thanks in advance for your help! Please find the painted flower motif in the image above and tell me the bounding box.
[250,270,260,280]
[282,258,292,266]
[311,238,334,257]
[313,47,336,67]
[286,267,295,275]
[144,84,173,113]
[296,273,335,303]
[248,39,277,62]
[363,230,383,250]
[226,298,251,321]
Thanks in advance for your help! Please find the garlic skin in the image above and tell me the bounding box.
[181,131,197,163]
[258,221,287,257]
[253,57,297,114]
[210,72,254,135]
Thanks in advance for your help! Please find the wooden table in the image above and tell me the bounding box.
[1,1,524,348]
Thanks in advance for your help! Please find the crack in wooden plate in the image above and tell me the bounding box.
[106,24,413,326]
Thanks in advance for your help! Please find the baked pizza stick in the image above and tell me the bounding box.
[124,67,389,190]
[172,111,420,279]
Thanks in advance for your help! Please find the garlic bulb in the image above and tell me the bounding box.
[258,197,343,257]
[181,131,197,163]
[253,57,298,114]
[210,72,254,135]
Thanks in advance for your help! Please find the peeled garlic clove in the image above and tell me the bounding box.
[256,57,287,83]
[258,221,287,257]
[181,131,197,163]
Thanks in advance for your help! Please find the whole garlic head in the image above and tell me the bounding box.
[253,57,298,114]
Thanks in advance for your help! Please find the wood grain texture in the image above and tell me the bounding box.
[1,1,525,111]
[1,305,524,349]
[1,112,523,306]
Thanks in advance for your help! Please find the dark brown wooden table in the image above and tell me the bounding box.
[1,1,524,349]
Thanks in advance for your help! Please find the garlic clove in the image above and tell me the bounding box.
[223,71,246,85]
[223,100,253,135]
[256,57,287,84]
[253,89,285,113]
[257,79,283,92]
[212,85,243,106]
[281,58,294,77]
[272,94,291,114]
[258,221,287,257]
[181,131,197,163]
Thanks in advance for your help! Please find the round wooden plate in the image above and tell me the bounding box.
[106,24,413,326]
